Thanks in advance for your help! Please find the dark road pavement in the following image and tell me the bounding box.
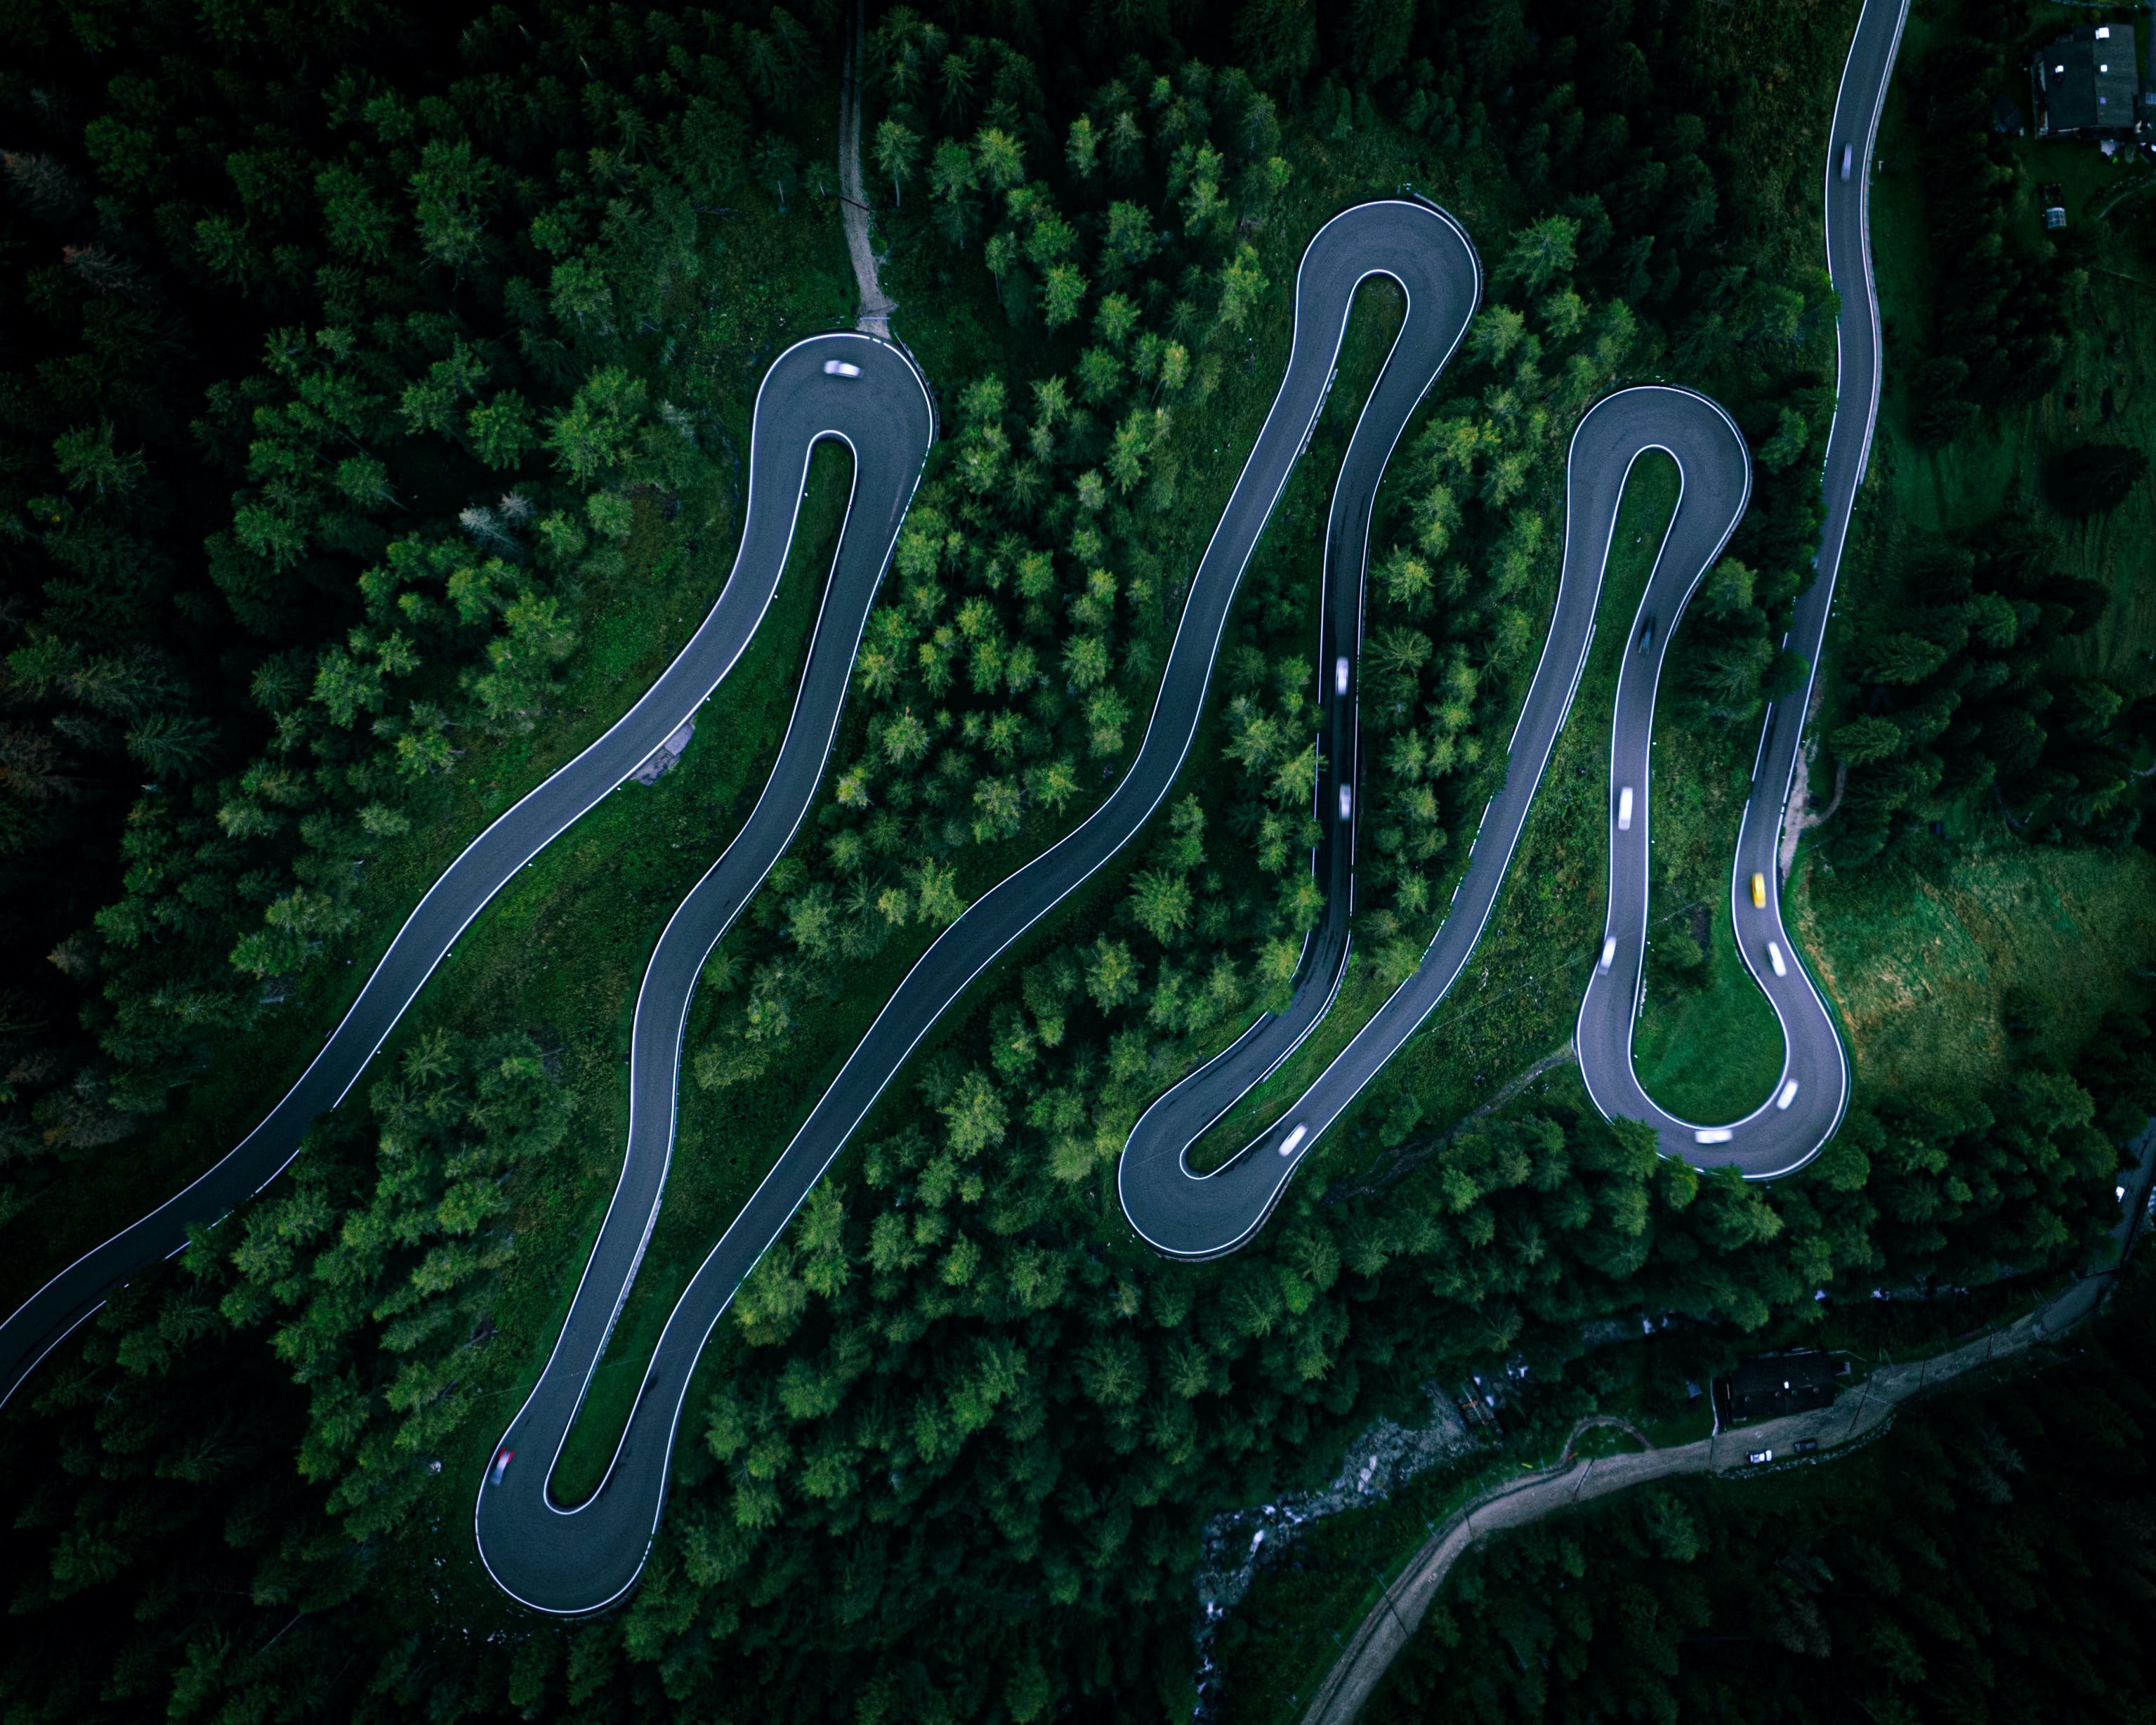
[0,332,933,1424]
[475,201,1483,1612]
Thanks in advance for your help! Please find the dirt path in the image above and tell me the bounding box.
[1297,1268,2113,1725]
[1776,682,1843,882]
[837,7,895,337]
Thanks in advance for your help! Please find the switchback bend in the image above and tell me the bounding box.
[474,199,1482,1615]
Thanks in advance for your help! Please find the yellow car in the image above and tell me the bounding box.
[1750,872,1768,910]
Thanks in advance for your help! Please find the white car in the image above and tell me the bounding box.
[1766,940,1787,978]
[1598,936,1617,972]
[822,359,862,378]
[1695,1127,1733,1146]
[1748,1448,1774,1465]
[1777,1080,1801,1111]
[1839,144,1853,181]
[1338,784,1353,822]
[1617,787,1634,832]
[1335,655,1350,697]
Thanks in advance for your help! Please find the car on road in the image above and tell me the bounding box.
[1696,1127,1734,1146]
[1794,1438,1819,1455]
[822,359,862,378]
[1777,1079,1801,1111]
[1335,655,1350,697]
[1338,785,1353,821]
[1766,939,1787,977]
[1748,1447,1774,1465]
[1750,871,1768,909]
[1840,143,1854,181]
[1617,787,1634,831]
[489,1447,514,1485]
[1598,936,1617,972]
[1638,615,1655,655]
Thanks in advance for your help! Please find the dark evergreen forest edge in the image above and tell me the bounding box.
[1353,1257,2156,1725]
[0,0,2151,1716]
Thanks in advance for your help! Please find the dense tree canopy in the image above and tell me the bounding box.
[1365,1259,2156,1725]
[1,0,2150,1719]
[1,0,809,1224]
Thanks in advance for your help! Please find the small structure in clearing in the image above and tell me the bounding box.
[1714,1349,1842,1428]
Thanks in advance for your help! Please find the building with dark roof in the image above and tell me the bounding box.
[1713,1350,1840,1427]
[2032,25,2145,141]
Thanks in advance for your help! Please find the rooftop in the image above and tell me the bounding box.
[1715,1349,1840,1426]
[2033,25,2143,138]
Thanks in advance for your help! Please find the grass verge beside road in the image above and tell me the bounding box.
[1192,452,1684,1174]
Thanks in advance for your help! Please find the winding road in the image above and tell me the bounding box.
[1122,384,1784,1259]
[4,0,1906,1625]
[0,332,935,1409]
[1125,0,1908,1242]
[475,199,1485,1613]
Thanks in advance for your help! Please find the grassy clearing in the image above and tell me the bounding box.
[497,439,855,1505]
[296,434,856,1608]
[1605,5,2156,1127]
[1634,888,1787,1120]
[1796,836,2156,1105]
[489,111,1549,1532]
[456,122,1482,1529]
[536,270,1421,1506]
[1785,0,2156,1108]
[1631,705,1788,1118]
[1219,0,2156,1700]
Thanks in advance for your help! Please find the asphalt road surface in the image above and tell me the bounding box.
[1122,386,1782,1258]
[1577,0,1907,1172]
[472,200,1483,1613]
[0,332,934,1412]
[10,0,1905,1596]
[1123,0,1907,1247]
[1301,1245,2117,1725]
[1569,390,1849,1176]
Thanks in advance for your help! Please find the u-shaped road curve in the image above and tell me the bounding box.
[1122,0,1906,1245]
[474,199,1487,1613]
[4,0,1904,1623]
[1121,383,1825,1261]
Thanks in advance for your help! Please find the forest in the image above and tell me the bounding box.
[1359,1258,2156,1725]
[3,0,2154,1719]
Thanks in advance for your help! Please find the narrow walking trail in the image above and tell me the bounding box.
[837,5,895,337]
